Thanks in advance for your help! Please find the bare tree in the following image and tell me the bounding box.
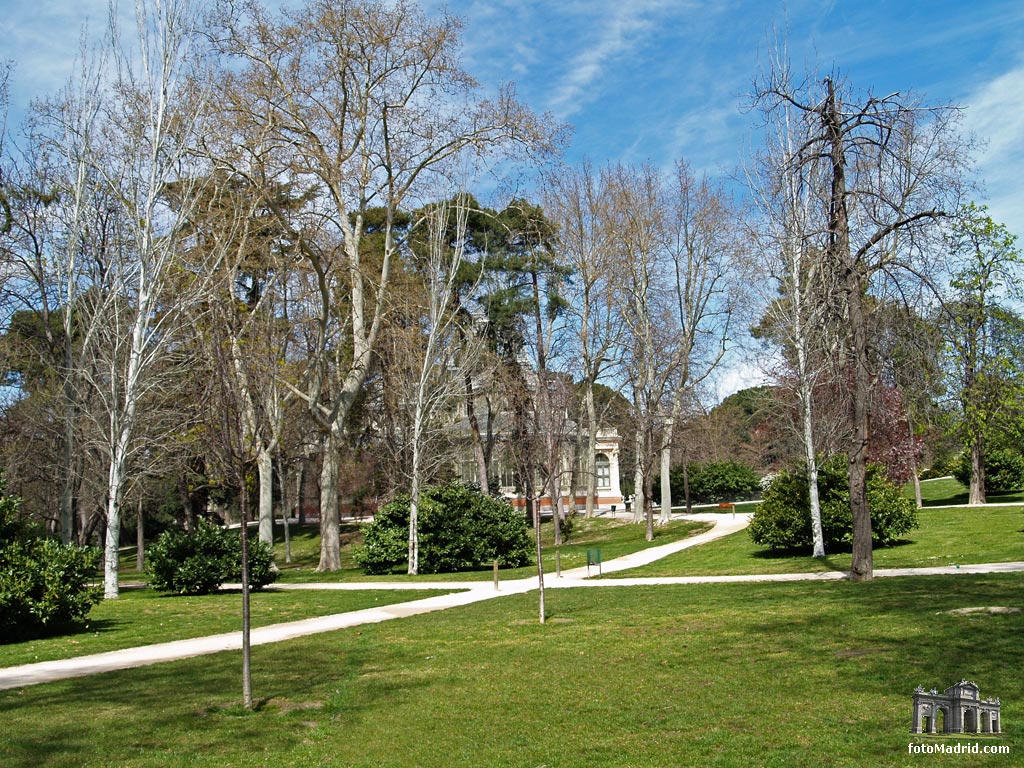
[608,164,679,540]
[746,76,838,558]
[544,162,625,518]
[88,0,212,597]
[656,161,736,525]
[212,0,558,570]
[1,45,112,544]
[754,64,970,580]
[398,195,479,574]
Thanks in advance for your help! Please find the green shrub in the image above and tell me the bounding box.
[356,483,532,575]
[0,480,101,642]
[146,519,277,595]
[749,455,918,553]
[669,460,762,504]
[951,448,1024,493]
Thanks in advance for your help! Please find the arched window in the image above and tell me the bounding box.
[595,454,611,489]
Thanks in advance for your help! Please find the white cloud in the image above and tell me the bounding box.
[962,63,1024,237]
[713,356,769,404]
[546,0,679,119]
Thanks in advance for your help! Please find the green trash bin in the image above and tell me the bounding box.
[586,548,602,577]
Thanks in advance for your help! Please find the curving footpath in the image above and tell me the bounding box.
[2,512,1023,692]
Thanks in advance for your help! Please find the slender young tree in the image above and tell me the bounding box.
[746,78,837,558]
[88,0,212,598]
[400,196,478,574]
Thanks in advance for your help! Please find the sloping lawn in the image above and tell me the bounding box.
[1,574,1019,767]
[617,500,1024,578]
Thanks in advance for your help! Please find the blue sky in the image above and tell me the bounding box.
[3,0,1023,397]
[427,0,1024,232]
[3,1,1022,228]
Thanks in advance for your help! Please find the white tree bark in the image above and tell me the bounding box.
[659,437,673,524]
[256,447,274,546]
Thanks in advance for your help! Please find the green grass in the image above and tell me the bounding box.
[269,516,711,583]
[0,588,453,669]
[1,574,1020,767]
[917,476,1024,506]
[616,485,1024,578]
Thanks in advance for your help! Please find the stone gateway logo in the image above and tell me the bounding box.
[911,681,1001,735]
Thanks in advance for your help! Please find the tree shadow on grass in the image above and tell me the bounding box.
[0,618,122,646]
[732,574,1024,713]
[0,626,433,768]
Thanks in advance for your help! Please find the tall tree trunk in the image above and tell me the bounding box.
[969,438,986,505]
[136,496,145,572]
[317,428,342,571]
[60,369,77,545]
[408,394,424,574]
[847,278,873,581]
[823,77,872,581]
[408,491,420,576]
[104,388,138,599]
[465,373,490,492]
[566,438,579,517]
[532,486,545,624]
[659,436,673,524]
[103,448,126,599]
[584,384,598,518]
[682,461,692,514]
[257,447,274,546]
[644,468,655,542]
[296,455,307,526]
[550,463,564,546]
[800,379,825,558]
[240,477,253,710]
[632,428,645,524]
[906,411,923,509]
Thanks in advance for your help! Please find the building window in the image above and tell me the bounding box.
[458,461,477,485]
[595,453,611,489]
[499,462,517,490]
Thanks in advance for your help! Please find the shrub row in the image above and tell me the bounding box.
[668,460,762,504]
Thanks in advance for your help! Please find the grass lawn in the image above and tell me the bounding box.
[267,516,711,583]
[1,573,1019,767]
[614,504,1024,577]
[917,476,1024,507]
[0,588,454,669]
[615,477,1024,578]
